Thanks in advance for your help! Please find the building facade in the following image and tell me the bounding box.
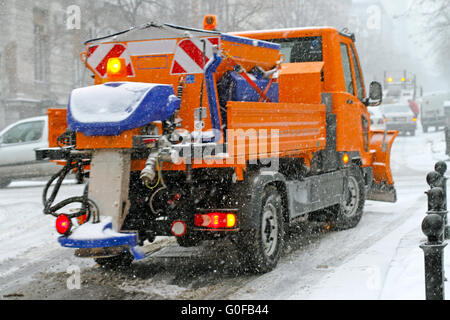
[0,0,131,130]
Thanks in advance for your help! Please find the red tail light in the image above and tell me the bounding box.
[56,215,72,235]
[195,212,237,229]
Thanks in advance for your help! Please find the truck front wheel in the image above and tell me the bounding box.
[237,185,284,274]
[332,165,365,230]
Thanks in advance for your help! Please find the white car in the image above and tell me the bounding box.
[0,116,61,188]
[381,103,417,136]
[369,108,386,130]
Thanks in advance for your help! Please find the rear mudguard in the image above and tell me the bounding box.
[366,129,399,202]
[230,170,287,231]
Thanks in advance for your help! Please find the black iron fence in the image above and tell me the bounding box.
[421,161,449,300]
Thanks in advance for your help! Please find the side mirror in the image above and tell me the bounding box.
[365,81,383,107]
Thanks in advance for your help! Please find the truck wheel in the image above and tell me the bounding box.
[238,185,284,273]
[94,251,134,269]
[0,179,11,188]
[423,126,428,133]
[176,234,203,247]
[332,165,365,230]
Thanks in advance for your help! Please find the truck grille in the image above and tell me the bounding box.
[391,117,406,122]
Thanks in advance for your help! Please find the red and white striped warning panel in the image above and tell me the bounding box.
[171,37,220,75]
[87,43,134,78]
[86,38,219,77]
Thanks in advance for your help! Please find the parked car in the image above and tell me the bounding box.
[381,103,417,136]
[0,116,61,188]
[369,108,386,130]
[420,91,450,132]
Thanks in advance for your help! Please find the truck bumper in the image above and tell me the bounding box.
[386,124,416,132]
[58,218,145,260]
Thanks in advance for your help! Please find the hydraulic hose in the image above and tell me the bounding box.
[42,160,92,219]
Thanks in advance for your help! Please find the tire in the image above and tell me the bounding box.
[410,130,416,136]
[94,251,134,270]
[0,179,11,188]
[331,165,365,230]
[237,185,284,274]
[176,233,203,247]
[423,126,428,133]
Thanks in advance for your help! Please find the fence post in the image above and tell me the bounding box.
[434,161,449,239]
[420,213,447,300]
[420,184,447,300]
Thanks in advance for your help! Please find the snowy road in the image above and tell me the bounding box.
[0,128,448,300]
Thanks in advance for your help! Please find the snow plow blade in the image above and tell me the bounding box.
[366,129,399,203]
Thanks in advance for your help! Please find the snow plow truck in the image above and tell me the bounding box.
[36,17,398,273]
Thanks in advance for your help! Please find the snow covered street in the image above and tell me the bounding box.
[0,127,449,300]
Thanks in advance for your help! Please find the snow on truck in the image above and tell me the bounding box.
[36,17,398,273]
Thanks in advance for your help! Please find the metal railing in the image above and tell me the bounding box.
[420,161,449,300]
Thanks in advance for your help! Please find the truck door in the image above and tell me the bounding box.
[337,41,371,164]
[348,43,371,160]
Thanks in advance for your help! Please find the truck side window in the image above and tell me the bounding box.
[340,43,354,96]
[350,46,365,101]
[269,37,323,63]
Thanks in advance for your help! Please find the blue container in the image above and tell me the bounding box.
[67,82,181,136]
[218,71,279,107]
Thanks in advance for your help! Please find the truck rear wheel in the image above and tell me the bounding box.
[237,185,284,274]
[94,251,134,269]
[332,165,365,230]
[176,233,203,247]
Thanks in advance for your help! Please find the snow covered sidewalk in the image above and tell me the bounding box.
[296,130,450,300]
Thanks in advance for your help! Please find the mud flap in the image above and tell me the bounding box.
[366,129,398,202]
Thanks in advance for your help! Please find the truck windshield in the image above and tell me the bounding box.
[268,36,323,63]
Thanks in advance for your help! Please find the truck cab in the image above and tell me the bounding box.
[233,27,395,194]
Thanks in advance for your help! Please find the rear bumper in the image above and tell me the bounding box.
[59,233,145,260]
[421,118,446,127]
[386,123,416,131]
[58,219,145,260]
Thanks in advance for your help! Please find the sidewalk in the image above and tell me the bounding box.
[299,212,450,300]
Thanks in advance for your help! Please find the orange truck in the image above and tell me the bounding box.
[37,17,397,273]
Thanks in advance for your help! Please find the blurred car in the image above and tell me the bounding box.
[381,103,417,136]
[420,91,450,132]
[0,116,61,188]
[369,108,386,130]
